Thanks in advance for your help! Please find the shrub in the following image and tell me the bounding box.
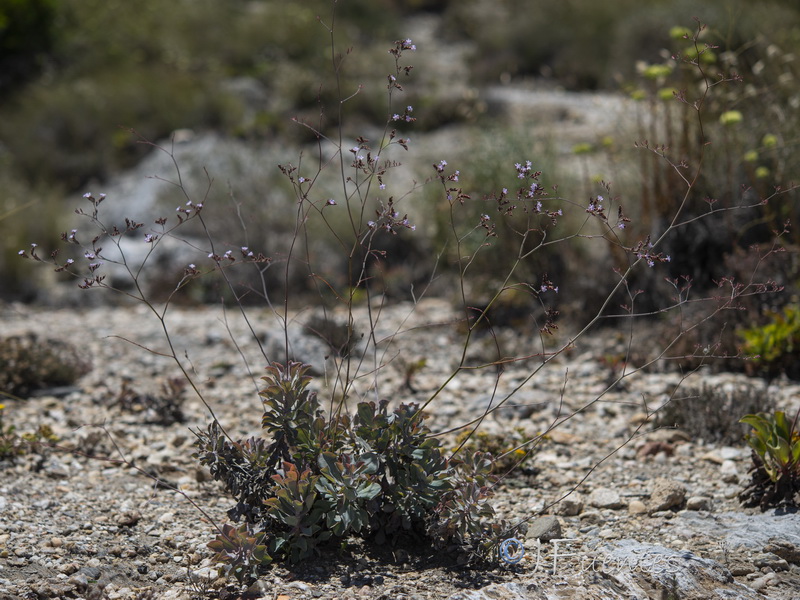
[112,376,186,426]
[654,383,772,445]
[0,0,58,92]
[0,403,58,462]
[740,306,800,380]
[0,333,91,398]
[195,362,513,572]
[579,8,800,321]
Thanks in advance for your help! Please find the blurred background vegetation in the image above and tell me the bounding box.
[1,0,799,345]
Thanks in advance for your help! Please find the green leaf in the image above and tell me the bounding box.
[746,434,768,458]
[741,414,771,439]
[357,401,375,426]
[358,451,380,474]
[770,437,791,465]
[773,411,791,441]
[358,481,382,500]
[791,440,800,464]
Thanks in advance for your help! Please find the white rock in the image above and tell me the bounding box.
[720,460,739,483]
[685,496,712,511]
[589,488,624,510]
[628,500,647,515]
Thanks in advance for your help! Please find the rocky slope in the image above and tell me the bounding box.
[1,299,799,600]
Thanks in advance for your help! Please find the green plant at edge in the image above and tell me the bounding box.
[739,410,800,510]
[740,306,800,380]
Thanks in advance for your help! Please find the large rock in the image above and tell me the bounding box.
[649,477,686,512]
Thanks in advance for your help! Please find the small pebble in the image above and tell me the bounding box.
[628,500,647,515]
[685,496,712,511]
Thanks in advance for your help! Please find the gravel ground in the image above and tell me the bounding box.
[2,298,800,600]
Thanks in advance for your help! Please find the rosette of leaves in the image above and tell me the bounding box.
[259,361,348,470]
[207,523,271,585]
[195,361,512,572]
[263,462,329,563]
[739,410,800,510]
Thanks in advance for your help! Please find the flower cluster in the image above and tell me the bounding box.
[478,212,496,237]
[492,161,562,224]
[432,161,470,205]
[175,199,203,223]
[538,273,559,294]
[434,160,459,181]
[514,160,535,179]
[207,246,269,265]
[366,197,415,234]
[585,193,630,231]
[631,236,671,268]
[387,38,415,91]
[391,105,415,123]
